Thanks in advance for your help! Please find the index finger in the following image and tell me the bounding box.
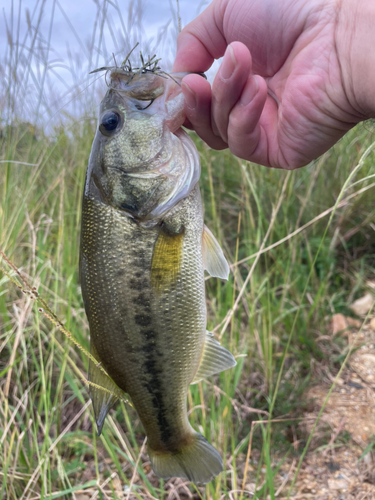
[172,1,228,73]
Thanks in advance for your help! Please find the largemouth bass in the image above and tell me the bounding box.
[80,59,236,484]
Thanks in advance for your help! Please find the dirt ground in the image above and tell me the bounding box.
[274,304,375,500]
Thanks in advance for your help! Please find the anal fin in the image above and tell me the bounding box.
[89,340,121,435]
[191,332,236,384]
[202,225,230,280]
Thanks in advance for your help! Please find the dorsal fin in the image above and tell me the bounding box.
[202,225,230,280]
[191,332,236,384]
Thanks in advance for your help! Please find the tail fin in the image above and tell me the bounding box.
[148,432,223,484]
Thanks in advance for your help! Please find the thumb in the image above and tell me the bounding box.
[173,1,228,73]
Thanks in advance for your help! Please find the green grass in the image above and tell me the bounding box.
[1,118,374,499]
[1,3,375,499]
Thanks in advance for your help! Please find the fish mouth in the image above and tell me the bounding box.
[109,70,166,98]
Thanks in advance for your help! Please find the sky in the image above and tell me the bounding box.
[0,0,208,62]
[0,0,214,125]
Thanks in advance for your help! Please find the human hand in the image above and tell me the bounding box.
[173,0,374,169]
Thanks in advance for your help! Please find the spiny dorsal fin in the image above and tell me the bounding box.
[191,332,236,384]
[202,225,229,280]
[89,340,121,435]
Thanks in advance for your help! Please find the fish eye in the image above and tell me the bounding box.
[99,111,122,136]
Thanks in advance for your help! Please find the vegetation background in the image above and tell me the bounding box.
[1,1,374,499]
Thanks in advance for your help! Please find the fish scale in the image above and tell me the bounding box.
[81,187,205,450]
[80,66,236,483]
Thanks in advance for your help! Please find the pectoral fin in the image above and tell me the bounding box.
[151,226,184,293]
[202,225,230,280]
[191,332,236,384]
[89,340,121,435]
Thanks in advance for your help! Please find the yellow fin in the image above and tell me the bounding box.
[151,228,184,293]
[202,225,229,280]
[89,340,121,435]
[148,431,222,484]
[191,332,236,384]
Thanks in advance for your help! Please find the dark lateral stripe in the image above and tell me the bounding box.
[132,293,150,307]
[129,278,148,290]
[144,356,173,444]
[135,313,152,327]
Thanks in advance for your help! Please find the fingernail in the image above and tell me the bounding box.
[220,45,237,80]
[240,75,259,106]
[182,82,197,110]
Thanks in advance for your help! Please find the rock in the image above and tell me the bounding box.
[112,477,123,493]
[350,293,374,316]
[331,314,348,335]
[346,317,362,328]
[350,352,375,385]
[244,483,256,494]
[328,478,349,490]
[370,317,375,332]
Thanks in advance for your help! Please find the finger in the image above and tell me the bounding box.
[181,116,194,130]
[211,42,252,141]
[173,0,227,73]
[227,75,275,165]
[181,74,228,150]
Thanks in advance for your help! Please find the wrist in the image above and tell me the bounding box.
[336,0,375,119]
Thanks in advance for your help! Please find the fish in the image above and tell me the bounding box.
[80,57,236,484]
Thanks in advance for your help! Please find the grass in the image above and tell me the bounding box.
[1,1,375,499]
